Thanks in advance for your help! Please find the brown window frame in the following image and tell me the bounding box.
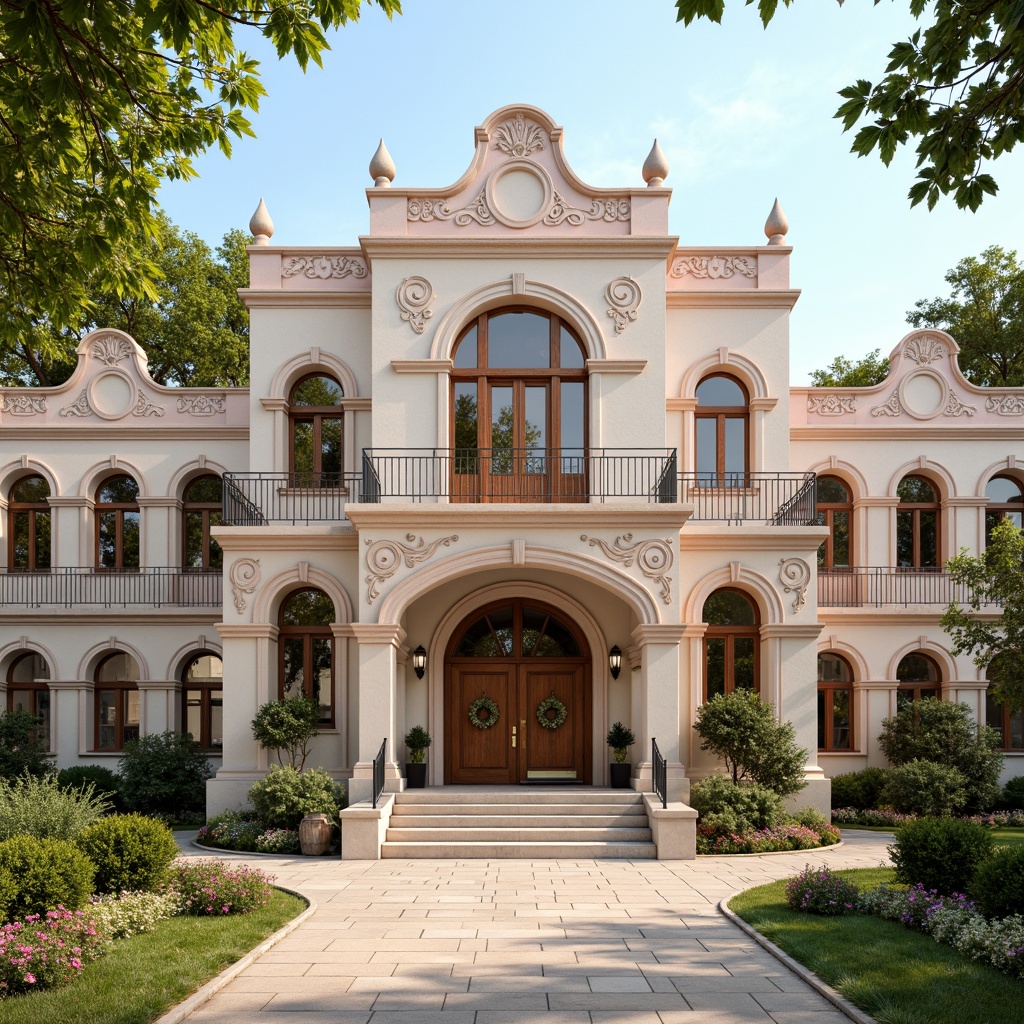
[181,651,223,752]
[278,588,336,727]
[7,474,51,572]
[182,475,223,571]
[896,475,941,569]
[817,652,854,752]
[93,653,140,752]
[95,474,140,570]
[985,474,1023,546]
[288,373,345,487]
[816,475,853,571]
[694,373,749,479]
[896,651,942,710]
[6,651,51,750]
[702,588,760,701]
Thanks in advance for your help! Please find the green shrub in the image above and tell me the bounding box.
[690,773,787,833]
[0,708,54,781]
[1002,776,1024,810]
[969,846,1024,920]
[76,813,179,894]
[117,730,212,816]
[248,766,345,830]
[58,764,124,810]
[606,722,635,763]
[0,772,110,841]
[0,835,95,920]
[171,859,274,915]
[830,767,889,810]
[890,816,994,895]
[880,759,967,816]
[251,697,320,770]
[784,864,860,915]
[404,725,432,764]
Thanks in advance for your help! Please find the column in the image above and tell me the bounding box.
[137,497,180,566]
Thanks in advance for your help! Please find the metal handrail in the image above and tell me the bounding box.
[818,566,985,607]
[678,472,817,524]
[222,472,363,525]
[0,567,222,608]
[652,737,667,809]
[371,737,387,809]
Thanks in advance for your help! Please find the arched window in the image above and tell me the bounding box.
[182,652,223,752]
[452,602,583,658]
[94,652,140,751]
[896,475,939,568]
[816,476,852,570]
[817,652,853,751]
[985,476,1023,545]
[8,475,51,571]
[279,588,335,726]
[451,309,587,501]
[289,374,344,487]
[985,654,1024,751]
[96,474,140,569]
[6,652,51,750]
[182,475,223,570]
[896,652,941,710]
[695,374,748,481]
[702,589,759,700]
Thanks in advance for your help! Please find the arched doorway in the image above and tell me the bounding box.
[444,598,591,784]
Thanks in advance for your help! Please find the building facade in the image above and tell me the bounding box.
[1,106,1020,818]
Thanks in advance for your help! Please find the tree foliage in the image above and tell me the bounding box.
[693,688,807,796]
[117,730,213,816]
[0,708,54,780]
[808,348,889,387]
[673,1,1024,209]
[251,696,320,769]
[943,517,1024,711]
[0,1,401,349]
[907,246,1024,386]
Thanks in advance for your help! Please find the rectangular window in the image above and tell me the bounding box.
[696,419,716,477]
[920,511,938,568]
[733,637,756,690]
[313,637,332,724]
[292,419,314,480]
[832,511,850,567]
[97,689,117,749]
[281,637,305,698]
[321,418,342,482]
[122,512,140,569]
[98,512,118,568]
[724,417,745,476]
[705,638,725,699]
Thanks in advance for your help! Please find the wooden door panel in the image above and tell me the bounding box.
[521,665,586,782]
[448,667,515,784]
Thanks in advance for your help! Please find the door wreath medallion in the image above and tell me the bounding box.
[536,694,568,730]
[468,694,499,730]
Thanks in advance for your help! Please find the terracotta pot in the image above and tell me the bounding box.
[298,813,332,856]
[406,762,427,788]
[609,762,632,789]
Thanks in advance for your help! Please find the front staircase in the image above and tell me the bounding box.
[381,787,655,858]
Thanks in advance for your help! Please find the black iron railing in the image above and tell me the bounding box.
[0,568,221,608]
[678,472,817,524]
[222,472,363,525]
[652,737,667,809]
[361,448,679,503]
[819,567,983,608]
[372,737,387,809]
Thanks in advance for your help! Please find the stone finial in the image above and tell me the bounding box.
[764,198,789,245]
[642,139,669,187]
[249,198,274,245]
[370,139,396,187]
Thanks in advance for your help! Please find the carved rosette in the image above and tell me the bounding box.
[669,256,757,280]
[903,335,945,365]
[396,277,435,334]
[986,395,1024,416]
[779,558,811,612]
[945,391,976,417]
[177,395,226,416]
[493,113,545,158]
[1,395,46,415]
[605,277,641,334]
[870,390,903,418]
[580,532,673,605]
[365,533,458,603]
[59,390,93,418]
[132,394,165,417]
[807,394,857,416]
[282,255,367,280]
[93,336,134,366]
[229,558,261,613]
[544,192,630,227]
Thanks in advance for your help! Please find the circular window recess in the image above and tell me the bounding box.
[485,160,553,228]
[898,370,948,420]
[88,371,138,420]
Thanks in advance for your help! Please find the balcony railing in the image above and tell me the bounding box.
[361,448,679,504]
[678,472,817,524]
[223,472,363,525]
[0,568,222,608]
[819,567,982,608]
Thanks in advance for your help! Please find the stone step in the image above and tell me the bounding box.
[380,840,657,859]
[386,826,653,843]
[394,789,642,806]
[391,813,650,829]
[390,802,644,818]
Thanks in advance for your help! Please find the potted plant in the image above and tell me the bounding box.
[606,722,635,788]
[404,725,432,788]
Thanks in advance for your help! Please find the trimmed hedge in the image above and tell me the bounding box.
[0,835,95,920]
[76,813,179,894]
[891,816,993,896]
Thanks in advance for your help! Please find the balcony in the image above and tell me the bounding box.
[0,568,222,609]
[819,567,983,608]
[223,472,363,526]
[677,472,817,525]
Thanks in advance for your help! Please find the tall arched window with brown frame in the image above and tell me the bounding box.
[985,476,1023,546]
[96,474,140,570]
[6,651,51,750]
[278,588,335,726]
[816,476,852,570]
[182,652,223,752]
[7,475,51,571]
[289,374,344,487]
[702,589,760,700]
[817,652,853,751]
[896,475,940,569]
[985,654,1024,751]
[695,374,748,482]
[94,652,140,751]
[896,652,941,711]
[451,308,587,501]
[182,475,223,570]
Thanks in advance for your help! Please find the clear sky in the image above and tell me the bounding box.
[157,0,1024,385]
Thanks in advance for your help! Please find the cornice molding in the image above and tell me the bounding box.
[359,236,678,262]
[759,623,825,640]
[666,289,801,309]
[681,526,828,551]
[630,623,686,646]
[666,398,698,412]
[792,426,1024,441]
[748,397,779,412]
[585,359,647,375]
[241,291,371,309]
[215,623,280,640]
[391,359,454,374]
[212,528,359,551]
[345,623,407,647]
[0,427,248,441]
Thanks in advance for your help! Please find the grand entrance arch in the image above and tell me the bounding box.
[444,598,592,784]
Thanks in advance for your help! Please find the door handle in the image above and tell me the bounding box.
[512,724,516,748]
[521,718,527,749]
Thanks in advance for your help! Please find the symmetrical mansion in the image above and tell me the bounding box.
[2,107,1021,845]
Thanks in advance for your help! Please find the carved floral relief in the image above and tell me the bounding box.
[365,533,459,603]
[870,390,903,418]
[1,395,46,415]
[60,390,93,418]
[407,190,630,228]
[945,391,976,417]
[395,277,435,334]
[779,558,811,612]
[177,395,226,416]
[806,394,856,415]
[605,278,642,334]
[669,255,757,280]
[93,336,134,366]
[133,394,165,417]
[229,558,261,613]
[493,113,545,158]
[282,255,368,280]
[903,335,945,365]
[986,395,1024,415]
[580,532,673,605]
[543,193,630,226]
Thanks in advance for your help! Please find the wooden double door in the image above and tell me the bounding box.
[444,600,591,785]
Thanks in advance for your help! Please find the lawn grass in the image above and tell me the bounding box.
[0,889,305,1024]
[838,824,1024,847]
[730,868,1024,1024]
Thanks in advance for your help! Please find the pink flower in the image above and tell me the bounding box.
[24,972,35,984]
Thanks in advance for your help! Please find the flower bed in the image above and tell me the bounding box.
[833,807,1024,829]
[171,860,274,916]
[697,820,840,855]
[196,811,303,855]
[0,908,104,997]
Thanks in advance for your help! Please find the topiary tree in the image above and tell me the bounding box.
[0,708,54,780]
[878,697,1003,813]
[251,697,320,770]
[693,689,807,797]
[606,722,635,763]
[404,726,432,764]
[117,731,212,816]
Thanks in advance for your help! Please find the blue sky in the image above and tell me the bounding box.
[158,1,1024,385]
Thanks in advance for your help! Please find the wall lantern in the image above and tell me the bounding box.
[412,645,427,679]
[608,645,622,680]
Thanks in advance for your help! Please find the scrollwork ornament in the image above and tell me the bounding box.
[93,336,134,366]
[903,335,945,365]
[59,390,93,418]
[493,112,545,158]
[1,395,46,415]
[407,192,495,226]
[669,255,757,280]
[870,390,903,417]
[468,694,499,730]
[536,694,568,730]
[543,191,631,227]
[605,277,641,334]
[281,255,367,280]
[806,394,857,416]
[945,390,976,417]
[176,395,225,416]
[580,532,673,605]
[396,276,434,334]
[779,557,810,612]
[132,393,165,417]
[229,558,261,613]
[365,533,458,603]
[986,395,1024,416]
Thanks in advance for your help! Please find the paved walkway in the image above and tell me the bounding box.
[173,831,893,1024]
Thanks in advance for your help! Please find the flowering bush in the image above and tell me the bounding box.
[830,806,1024,828]
[0,908,104,998]
[784,865,859,916]
[197,812,263,852]
[697,822,837,854]
[87,889,181,939]
[170,859,274,915]
[254,828,301,854]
